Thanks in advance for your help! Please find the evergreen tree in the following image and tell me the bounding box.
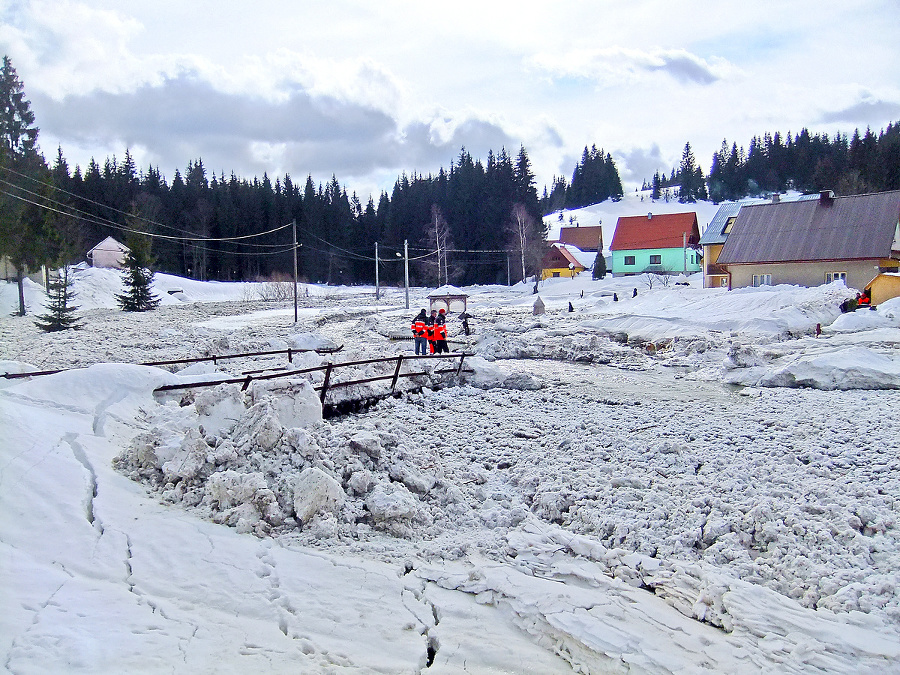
[35,266,80,331]
[678,142,700,203]
[116,213,160,312]
[0,54,50,316]
[592,249,607,280]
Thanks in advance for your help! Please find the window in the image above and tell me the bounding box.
[722,216,737,234]
[552,271,560,278]
[752,274,772,287]
[719,277,729,287]
[624,256,635,265]
[825,271,847,284]
[649,255,661,264]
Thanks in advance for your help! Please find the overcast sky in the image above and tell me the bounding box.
[2,0,898,199]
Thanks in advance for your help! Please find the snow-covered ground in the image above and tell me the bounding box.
[3,241,900,673]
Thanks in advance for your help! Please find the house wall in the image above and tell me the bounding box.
[1,257,46,285]
[541,266,583,280]
[612,247,702,276]
[91,248,127,269]
[703,243,728,288]
[727,259,884,290]
[866,275,900,305]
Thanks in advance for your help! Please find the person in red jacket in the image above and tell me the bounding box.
[411,309,427,354]
[425,309,437,353]
[434,308,449,353]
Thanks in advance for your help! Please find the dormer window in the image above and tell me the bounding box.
[722,216,736,235]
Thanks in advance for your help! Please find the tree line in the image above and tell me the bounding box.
[644,126,900,204]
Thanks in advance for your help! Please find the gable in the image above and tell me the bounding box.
[718,190,900,264]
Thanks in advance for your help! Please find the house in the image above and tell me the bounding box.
[558,225,604,252]
[427,285,469,313]
[716,190,900,289]
[701,194,820,288]
[541,243,594,280]
[865,272,900,305]
[87,236,130,269]
[1,257,46,285]
[610,212,701,276]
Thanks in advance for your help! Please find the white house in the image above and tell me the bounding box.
[87,236,130,269]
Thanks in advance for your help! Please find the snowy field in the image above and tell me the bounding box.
[2,260,900,674]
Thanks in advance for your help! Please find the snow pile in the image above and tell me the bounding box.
[115,376,453,539]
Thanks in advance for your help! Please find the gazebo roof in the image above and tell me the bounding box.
[427,284,468,298]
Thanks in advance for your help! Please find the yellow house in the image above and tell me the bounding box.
[865,273,900,306]
[541,244,587,280]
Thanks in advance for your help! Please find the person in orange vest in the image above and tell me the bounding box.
[411,309,427,354]
[857,290,872,308]
[425,309,437,353]
[434,308,449,353]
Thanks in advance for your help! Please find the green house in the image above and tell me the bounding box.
[610,212,702,276]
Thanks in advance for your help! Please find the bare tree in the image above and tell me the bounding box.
[425,204,452,286]
[507,204,547,287]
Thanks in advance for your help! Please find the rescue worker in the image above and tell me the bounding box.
[425,309,437,353]
[434,308,449,353]
[857,290,872,308]
[411,309,427,355]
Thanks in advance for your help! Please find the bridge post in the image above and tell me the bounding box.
[390,355,404,392]
[320,364,333,403]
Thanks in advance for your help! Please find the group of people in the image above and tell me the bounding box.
[411,308,450,354]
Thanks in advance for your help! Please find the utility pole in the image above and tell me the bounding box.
[375,242,380,300]
[403,239,410,309]
[292,219,298,323]
[683,231,687,275]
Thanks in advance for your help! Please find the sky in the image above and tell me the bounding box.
[2,0,899,200]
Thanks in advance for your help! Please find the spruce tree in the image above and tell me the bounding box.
[35,266,80,331]
[116,218,160,312]
[592,250,607,280]
[0,54,50,316]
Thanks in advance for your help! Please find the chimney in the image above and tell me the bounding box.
[819,190,835,205]
[771,193,780,204]
[647,213,653,220]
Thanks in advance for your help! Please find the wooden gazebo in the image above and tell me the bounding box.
[427,285,469,313]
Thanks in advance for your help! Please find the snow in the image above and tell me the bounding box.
[3,200,900,672]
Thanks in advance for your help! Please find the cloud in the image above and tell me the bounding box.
[820,98,900,126]
[613,145,668,185]
[528,47,731,87]
[29,74,512,192]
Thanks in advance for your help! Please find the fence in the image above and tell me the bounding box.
[0,346,344,381]
[153,352,473,404]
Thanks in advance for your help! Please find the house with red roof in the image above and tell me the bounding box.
[610,212,701,276]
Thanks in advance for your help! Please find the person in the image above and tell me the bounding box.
[633,288,638,298]
[411,309,427,355]
[613,293,618,302]
[434,308,450,353]
[857,290,872,308]
[568,302,574,312]
[459,311,472,335]
[425,309,437,353]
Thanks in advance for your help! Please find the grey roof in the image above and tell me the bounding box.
[700,194,820,246]
[700,202,746,246]
[717,190,900,264]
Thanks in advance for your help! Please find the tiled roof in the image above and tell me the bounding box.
[610,212,699,251]
[559,226,603,251]
[718,190,900,264]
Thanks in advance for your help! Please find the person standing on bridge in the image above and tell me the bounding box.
[425,309,437,354]
[434,308,449,353]
[411,309,428,355]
